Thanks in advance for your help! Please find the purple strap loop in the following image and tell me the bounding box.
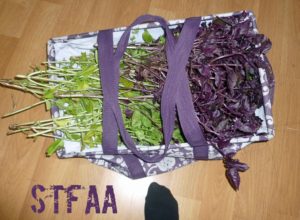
[98,15,176,164]
[161,17,209,159]
[97,14,208,167]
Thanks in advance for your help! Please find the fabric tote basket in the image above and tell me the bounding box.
[48,10,275,189]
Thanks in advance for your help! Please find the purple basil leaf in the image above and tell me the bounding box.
[200,65,211,76]
[227,71,238,95]
[226,168,240,190]
[125,109,133,119]
[216,119,229,132]
[224,157,249,172]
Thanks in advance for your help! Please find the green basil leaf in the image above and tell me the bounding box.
[46,139,64,157]
[142,30,154,44]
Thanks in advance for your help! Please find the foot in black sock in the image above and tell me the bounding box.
[144,182,179,220]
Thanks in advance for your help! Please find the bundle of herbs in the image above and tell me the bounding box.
[1,14,272,185]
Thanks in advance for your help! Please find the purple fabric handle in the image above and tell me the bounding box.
[98,15,175,165]
[98,29,118,155]
[97,14,209,169]
[98,29,146,178]
[160,17,209,160]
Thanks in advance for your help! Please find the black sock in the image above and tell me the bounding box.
[144,182,179,220]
